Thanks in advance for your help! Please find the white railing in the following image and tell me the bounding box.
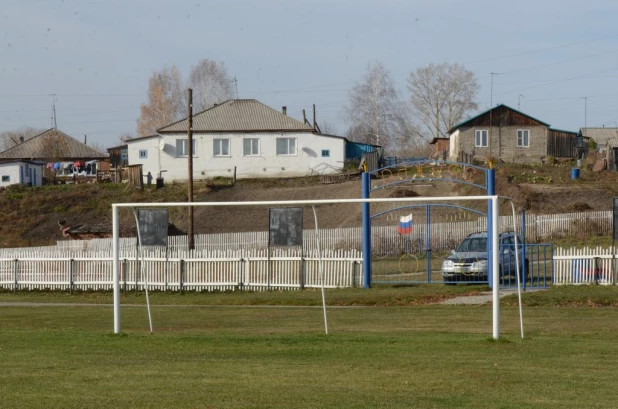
[553,247,616,285]
[0,248,363,292]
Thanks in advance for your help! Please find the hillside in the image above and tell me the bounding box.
[2,158,618,248]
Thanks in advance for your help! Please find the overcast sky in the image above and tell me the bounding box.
[2,0,617,148]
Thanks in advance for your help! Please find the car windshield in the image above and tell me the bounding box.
[456,237,487,252]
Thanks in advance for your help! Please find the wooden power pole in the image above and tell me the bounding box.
[188,88,195,250]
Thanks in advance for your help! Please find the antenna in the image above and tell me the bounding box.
[49,94,57,129]
[230,76,239,99]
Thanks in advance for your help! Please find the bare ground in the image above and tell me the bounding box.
[3,158,618,247]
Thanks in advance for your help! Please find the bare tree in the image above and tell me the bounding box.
[137,66,185,137]
[407,62,479,140]
[343,61,402,149]
[0,126,45,151]
[319,120,340,135]
[118,132,134,145]
[188,59,234,112]
[39,129,69,160]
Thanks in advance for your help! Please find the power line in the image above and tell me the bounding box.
[495,67,617,96]
[462,33,618,65]
[498,48,618,76]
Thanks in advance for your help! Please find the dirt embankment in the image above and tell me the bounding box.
[2,161,618,248]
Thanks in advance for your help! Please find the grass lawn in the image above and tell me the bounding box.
[1,286,618,408]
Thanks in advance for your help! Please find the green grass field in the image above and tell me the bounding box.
[1,286,618,408]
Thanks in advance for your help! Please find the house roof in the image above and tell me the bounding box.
[158,99,315,133]
[107,144,128,151]
[448,104,551,134]
[0,159,45,166]
[548,128,580,135]
[429,137,449,145]
[580,128,618,145]
[0,129,108,161]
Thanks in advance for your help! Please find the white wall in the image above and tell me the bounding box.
[449,130,459,160]
[0,162,44,187]
[127,132,346,181]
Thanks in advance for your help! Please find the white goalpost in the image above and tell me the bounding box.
[112,195,502,338]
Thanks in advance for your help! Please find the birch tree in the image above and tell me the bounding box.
[407,62,479,140]
[343,61,401,149]
[188,59,234,112]
[137,66,185,136]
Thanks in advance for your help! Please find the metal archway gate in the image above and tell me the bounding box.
[361,159,496,287]
[370,204,489,285]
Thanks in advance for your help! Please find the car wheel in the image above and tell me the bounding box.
[443,276,456,286]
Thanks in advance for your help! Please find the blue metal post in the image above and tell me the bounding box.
[361,172,372,288]
[487,169,496,289]
[426,205,431,283]
[521,209,527,290]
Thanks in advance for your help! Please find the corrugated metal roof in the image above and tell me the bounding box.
[581,128,618,144]
[0,129,108,160]
[158,99,314,133]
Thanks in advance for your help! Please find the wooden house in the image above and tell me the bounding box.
[446,105,580,163]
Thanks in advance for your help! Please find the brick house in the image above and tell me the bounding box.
[446,104,580,163]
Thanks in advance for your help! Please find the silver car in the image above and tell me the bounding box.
[442,232,528,284]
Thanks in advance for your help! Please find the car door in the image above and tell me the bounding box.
[500,236,515,274]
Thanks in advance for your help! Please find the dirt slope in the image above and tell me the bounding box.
[2,160,618,248]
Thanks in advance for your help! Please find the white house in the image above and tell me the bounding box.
[126,99,350,181]
[0,160,44,187]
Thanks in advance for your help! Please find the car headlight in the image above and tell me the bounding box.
[472,259,488,267]
[443,260,454,268]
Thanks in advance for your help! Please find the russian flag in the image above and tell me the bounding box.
[397,214,413,235]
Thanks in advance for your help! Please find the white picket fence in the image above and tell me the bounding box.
[0,248,363,292]
[0,209,615,291]
[553,247,616,285]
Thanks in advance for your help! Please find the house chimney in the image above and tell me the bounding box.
[282,106,287,115]
[19,136,24,143]
[84,135,87,145]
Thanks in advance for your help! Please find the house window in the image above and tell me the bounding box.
[243,138,259,156]
[176,139,197,157]
[120,150,128,160]
[517,129,530,147]
[321,149,330,158]
[213,139,230,156]
[276,138,297,155]
[1,175,9,182]
[475,130,488,147]
[139,149,148,159]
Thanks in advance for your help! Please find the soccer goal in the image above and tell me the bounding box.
[111,195,501,338]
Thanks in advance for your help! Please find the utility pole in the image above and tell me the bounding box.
[187,88,195,250]
[518,94,524,111]
[49,94,57,129]
[581,97,588,130]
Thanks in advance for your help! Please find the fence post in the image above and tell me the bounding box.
[135,257,139,294]
[13,259,18,293]
[122,259,127,295]
[299,254,305,290]
[179,259,184,294]
[69,259,74,295]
